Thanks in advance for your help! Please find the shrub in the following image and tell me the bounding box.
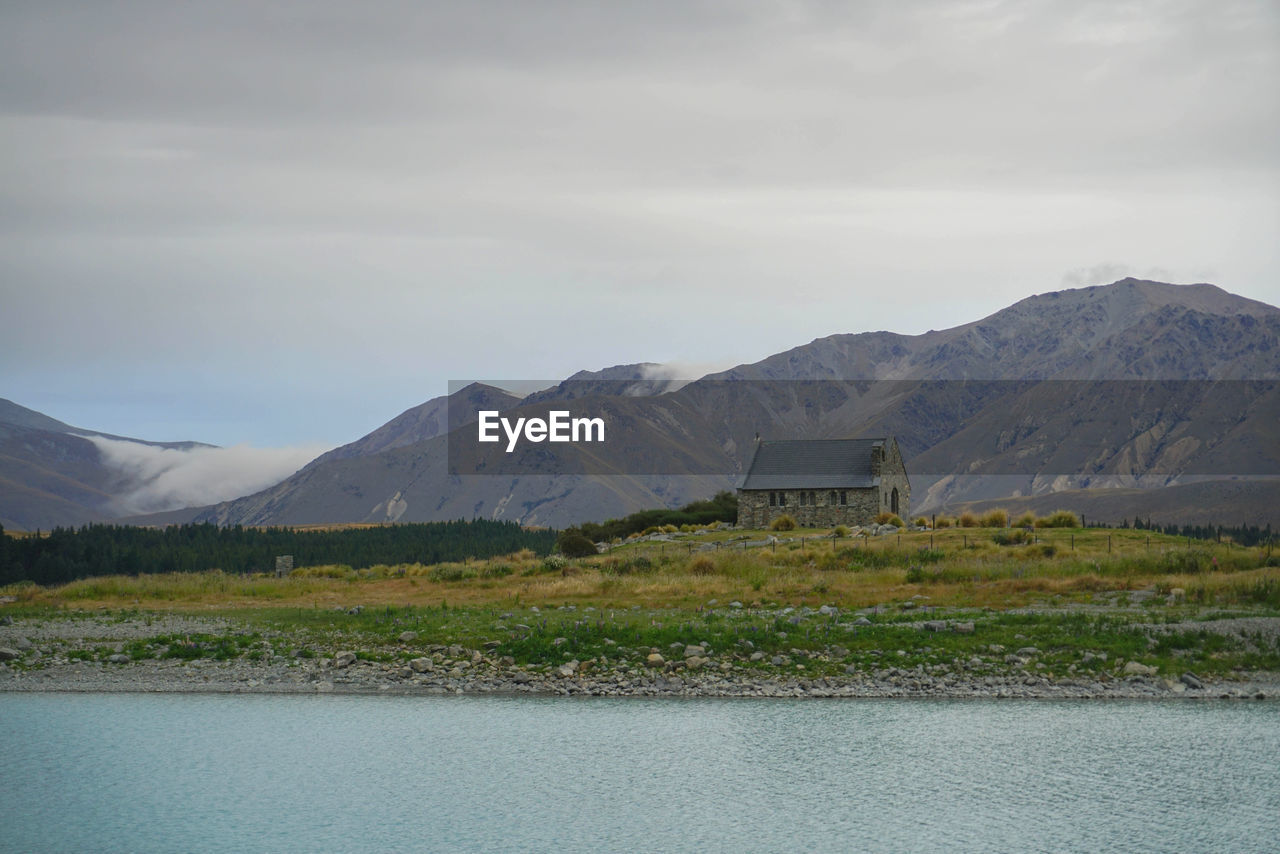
[913,517,929,528]
[833,525,851,538]
[428,564,476,582]
[292,564,354,579]
[905,565,933,584]
[1012,512,1037,528]
[770,514,797,532]
[958,512,979,528]
[1160,550,1212,574]
[481,563,513,578]
[542,554,568,572]
[688,555,716,576]
[557,531,598,557]
[934,516,954,529]
[980,509,1009,528]
[874,511,905,527]
[1034,510,1080,529]
[993,529,1033,546]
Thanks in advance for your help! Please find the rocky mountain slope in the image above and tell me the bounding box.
[193,279,1279,529]
[0,399,211,531]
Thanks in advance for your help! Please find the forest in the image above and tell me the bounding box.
[0,520,557,586]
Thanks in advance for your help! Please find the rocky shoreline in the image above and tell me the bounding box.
[2,615,1276,701]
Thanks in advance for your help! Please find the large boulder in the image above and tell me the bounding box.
[1123,661,1158,677]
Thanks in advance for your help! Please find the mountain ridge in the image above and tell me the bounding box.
[191,279,1280,529]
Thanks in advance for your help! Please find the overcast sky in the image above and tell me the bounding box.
[3,0,1278,453]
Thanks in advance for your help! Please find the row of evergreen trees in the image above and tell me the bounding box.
[1117,518,1274,547]
[0,520,557,587]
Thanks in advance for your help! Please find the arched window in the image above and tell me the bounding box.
[891,488,900,515]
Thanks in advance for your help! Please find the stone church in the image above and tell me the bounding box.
[736,437,910,529]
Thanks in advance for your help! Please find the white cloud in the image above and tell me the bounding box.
[86,436,330,514]
[639,360,738,389]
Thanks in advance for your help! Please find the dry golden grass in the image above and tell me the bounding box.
[4,528,1274,613]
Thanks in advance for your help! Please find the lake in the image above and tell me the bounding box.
[3,694,1277,853]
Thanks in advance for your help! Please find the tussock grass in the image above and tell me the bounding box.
[3,527,1275,615]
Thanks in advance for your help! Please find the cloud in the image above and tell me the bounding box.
[639,360,738,390]
[86,436,330,514]
[1060,264,1192,288]
[1,1,1275,448]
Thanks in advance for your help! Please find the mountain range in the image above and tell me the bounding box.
[0,399,211,530]
[5,278,1278,531]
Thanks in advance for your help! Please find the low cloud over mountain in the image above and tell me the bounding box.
[86,436,328,516]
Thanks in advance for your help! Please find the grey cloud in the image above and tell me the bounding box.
[1,1,1276,447]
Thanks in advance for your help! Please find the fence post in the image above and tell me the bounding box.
[1108,535,1111,554]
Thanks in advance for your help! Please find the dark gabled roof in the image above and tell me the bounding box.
[739,438,886,490]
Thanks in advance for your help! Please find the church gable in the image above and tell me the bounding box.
[736,437,909,528]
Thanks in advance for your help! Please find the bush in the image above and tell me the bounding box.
[1161,550,1212,574]
[958,512,979,528]
[688,555,716,576]
[833,525,851,538]
[542,554,568,572]
[980,509,1009,528]
[428,564,476,582]
[913,517,929,528]
[905,565,931,584]
[1034,510,1080,529]
[934,516,953,529]
[1012,512,1037,528]
[993,529,1033,546]
[770,514,797,532]
[557,531,598,557]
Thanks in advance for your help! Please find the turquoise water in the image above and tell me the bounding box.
[3,694,1277,853]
